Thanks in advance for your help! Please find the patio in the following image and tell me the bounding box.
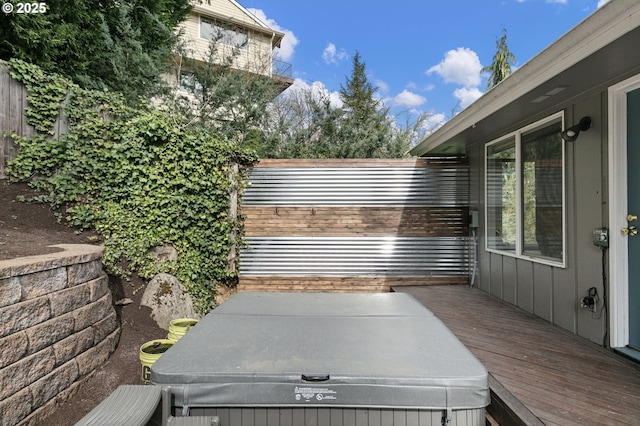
[398,285,640,426]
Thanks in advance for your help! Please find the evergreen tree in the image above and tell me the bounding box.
[171,27,281,149]
[339,51,381,123]
[260,51,412,159]
[0,0,191,103]
[337,51,402,158]
[483,28,516,90]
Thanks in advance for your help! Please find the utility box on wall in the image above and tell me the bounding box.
[151,292,489,426]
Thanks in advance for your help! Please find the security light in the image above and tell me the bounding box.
[561,116,592,142]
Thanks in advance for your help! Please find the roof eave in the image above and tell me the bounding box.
[411,0,640,157]
[192,5,285,48]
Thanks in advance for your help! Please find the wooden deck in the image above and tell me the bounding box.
[397,285,640,426]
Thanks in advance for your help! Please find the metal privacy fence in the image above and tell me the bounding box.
[239,158,470,292]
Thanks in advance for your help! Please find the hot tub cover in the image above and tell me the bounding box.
[150,292,489,411]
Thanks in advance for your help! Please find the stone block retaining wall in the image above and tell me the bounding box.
[0,245,120,426]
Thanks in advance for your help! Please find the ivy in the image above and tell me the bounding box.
[8,59,70,135]
[6,59,257,313]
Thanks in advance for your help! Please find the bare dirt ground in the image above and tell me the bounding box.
[1,181,166,425]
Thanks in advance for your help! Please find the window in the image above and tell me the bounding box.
[200,18,248,49]
[485,113,565,266]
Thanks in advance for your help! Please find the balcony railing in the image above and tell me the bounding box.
[272,59,293,81]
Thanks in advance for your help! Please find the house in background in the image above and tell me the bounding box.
[412,0,640,361]
[168,0,293,94]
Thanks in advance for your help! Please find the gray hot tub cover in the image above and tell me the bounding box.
[150,292,489,411]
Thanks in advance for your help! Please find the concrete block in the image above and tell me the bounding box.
[0,386,32,426]
[67,260,103,286]
[25,311,75,355]
[88,274,109,301]
[76,329,119,377]
[53,327,95,366]
[30,359,80,408]
[92,311,119,344]
[0,276,21,307]
[19,267,67,300]
[0,347,55,400]
[49,283,91,317]
[73,294,112,332]
[0,330,28,369]
[0,297,50,338]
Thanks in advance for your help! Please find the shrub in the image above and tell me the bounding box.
[6,59,256,313]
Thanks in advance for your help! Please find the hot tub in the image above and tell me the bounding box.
[150,292,489,425]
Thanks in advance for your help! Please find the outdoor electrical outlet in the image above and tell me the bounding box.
[581,288,599,313]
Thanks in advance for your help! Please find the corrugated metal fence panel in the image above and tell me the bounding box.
[239,159,470,283]
[243,166,469,206]
[241,236,469,276]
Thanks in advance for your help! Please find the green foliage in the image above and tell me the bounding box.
[171,30,280,148]
[483,28,516,90]
[339,51,381,124]
[6,59,256,313]
[0,0,191,104]
[259,51,412,159]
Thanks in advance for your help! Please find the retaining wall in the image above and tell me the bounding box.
[0,244,120,426]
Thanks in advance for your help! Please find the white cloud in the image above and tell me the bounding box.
[454,87,483,110]
[286,78,343,108]
[424,113,446,130]
[322,42,348,65]
[390,90,427,108]
[248,8,298,62]
[545,0,567,4]
[426,47,483,88]
[597,0,611,7]
[375,79,390,94]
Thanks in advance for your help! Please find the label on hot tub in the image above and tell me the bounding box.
[294,386,337,402]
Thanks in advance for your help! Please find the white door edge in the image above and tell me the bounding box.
[608,73,640,348]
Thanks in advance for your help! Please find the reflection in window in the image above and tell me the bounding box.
[487,137,517,253]
[522,122,563,260]
[485,114,565,265]
[201,18,248,49]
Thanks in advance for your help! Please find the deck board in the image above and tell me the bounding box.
[398,285,640,426]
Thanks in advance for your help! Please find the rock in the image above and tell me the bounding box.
[140,273,198,330]
[149,245,178,267]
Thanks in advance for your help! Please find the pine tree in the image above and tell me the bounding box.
[339,51,381,123]
[483,28,516,90]
[337,51,399,158]
[260,51,412,159]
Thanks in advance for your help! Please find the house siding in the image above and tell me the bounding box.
[468,93,609,345]
[177,1,274,77]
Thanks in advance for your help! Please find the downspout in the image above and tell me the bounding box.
[269,32,275,79]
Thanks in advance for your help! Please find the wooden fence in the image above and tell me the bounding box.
[0,60,68,179]
[239,158,471,293]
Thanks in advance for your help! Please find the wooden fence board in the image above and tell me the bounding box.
[0,60,67,179]
[242,206,469,237]
[238,276,468,293]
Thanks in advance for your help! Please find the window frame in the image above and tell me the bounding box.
[484,112,567,268]
[200,17,249,50]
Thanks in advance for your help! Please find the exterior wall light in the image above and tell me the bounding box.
[561,116,592,141]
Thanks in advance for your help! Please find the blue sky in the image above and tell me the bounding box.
[244,0,611,130]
